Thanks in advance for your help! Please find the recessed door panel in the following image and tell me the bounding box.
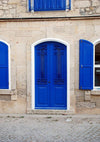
[51,43,67,108]
[35,42,67,109]
[35,43,50,108]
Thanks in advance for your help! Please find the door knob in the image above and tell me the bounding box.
[48,81,50,83]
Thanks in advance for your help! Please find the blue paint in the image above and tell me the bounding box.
[34,0,66,11]
[29,0,31,11]
[0,41,9,89]
[69,0,71,10]
[79,39,93,90]
[35,42,67,109]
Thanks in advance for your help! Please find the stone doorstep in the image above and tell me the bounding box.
[27,109,75,115]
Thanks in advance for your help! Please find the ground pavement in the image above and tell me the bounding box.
[0,114,100,142]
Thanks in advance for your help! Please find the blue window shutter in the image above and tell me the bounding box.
[29,0,31,11]
[79,39,93,90]
[0,41,9,89]
[34,0,66,11]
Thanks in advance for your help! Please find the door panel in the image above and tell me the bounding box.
[35,43,50,108]
[51,43,67,108]
[35,42,67,109]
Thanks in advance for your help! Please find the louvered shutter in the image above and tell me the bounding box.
[79,39,93,90]
[34,0,66,11]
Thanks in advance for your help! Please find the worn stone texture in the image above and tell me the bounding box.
[0,18,99,114]
[0,1,100,114]
[0,0,99,18]
[0,115,100,142]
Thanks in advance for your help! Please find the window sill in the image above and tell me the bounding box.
[0,89,17,101]
[0,89,12,95]
[91,90,100,95]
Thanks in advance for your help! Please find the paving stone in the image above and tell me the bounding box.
[0,115,100,142]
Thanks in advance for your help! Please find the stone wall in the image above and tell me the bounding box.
[0,0,100,18]
[0,18,99,114]
[75,0,100,15]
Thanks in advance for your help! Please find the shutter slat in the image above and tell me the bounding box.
[34,0,66,11]
[79,39,93,90]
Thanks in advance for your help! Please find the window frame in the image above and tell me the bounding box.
[94,40,100,90]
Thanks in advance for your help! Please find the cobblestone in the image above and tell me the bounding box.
[0,114,100,142]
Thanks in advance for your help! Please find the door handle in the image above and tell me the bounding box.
[48,81,51,83]
[81,65,83,68]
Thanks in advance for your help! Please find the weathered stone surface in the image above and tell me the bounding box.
[0,0,99,18]
[75,0,91,8]
[77,102,96,108]
[85,91,91,101]
[0,115,100,141]
[92,0,100,6]
[0,1,99,114]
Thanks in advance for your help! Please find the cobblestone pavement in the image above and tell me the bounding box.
[0,114,100,142]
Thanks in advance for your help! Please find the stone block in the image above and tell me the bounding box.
[96,7,100,14]
[85,91,91,101]
[2,1,8,4]
[11,94,17,101]
[8,0,20,4]
[77,102,96,108]
[0,10,3,16]
[92,0,100,6]
[75,1,91,8]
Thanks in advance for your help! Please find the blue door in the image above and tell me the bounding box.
[35,41,67,109]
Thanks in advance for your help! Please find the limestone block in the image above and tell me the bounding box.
[0,10,3,16]
[77,102,96,108]
[8,0,20,4]
[75,0,91,8]
[2,1,8,4]
[85,91,91,101]
[0,1,2,5]
[96,7,100,14]
[16,66,26,90]
[92,0,100,6]
[11,90,17,101]
[91,96,100,108]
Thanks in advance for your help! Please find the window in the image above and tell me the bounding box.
[0,41,9,89]
[28,0,71,11]
[79,39,100,90]
[94,43,100,87]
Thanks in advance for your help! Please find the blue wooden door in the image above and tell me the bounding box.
[0,41,9,89]
[35,42,67,109]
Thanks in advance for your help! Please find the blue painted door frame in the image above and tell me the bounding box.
[35,41,67,109]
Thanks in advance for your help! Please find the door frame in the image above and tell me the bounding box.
[31,38,70,110]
